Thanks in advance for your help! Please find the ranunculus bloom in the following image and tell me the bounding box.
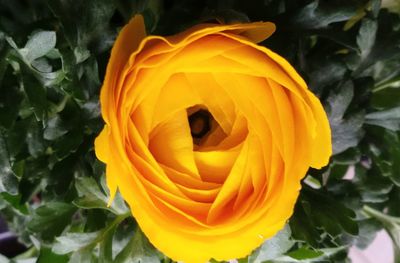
[95,15,331,263]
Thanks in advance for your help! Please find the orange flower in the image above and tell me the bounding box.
[95,15,331,263]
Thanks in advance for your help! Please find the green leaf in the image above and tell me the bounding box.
[1,192,29,215]
[52,232,100,254]
[0,133,19,194]
[73,176,128,215]
[53,213,131,256]
[67,249,94,263]
[290,201,321,247]
[48,0,116,52]
[292,187,358,241]
[371,87,400,109]
[114,228,160,263]
[28,202,77,241]
[23,31,56,63]
[290,0,360,29]
[265,246,346,262]
[6,35,66,88]
[357,18,378,60]
[326,81,365,154]
[21,74,47,121]
[287,247,323,260]
[350,9,400,74]
[26,117,46,158]
[367,130,400,187]
[48,155,76,195]
[354,164,393,203]
[365,107,400,131]
[74,47,90,64]
[308,59,347,94]
[249,225,294,263]
[355,218,382,249]
[43,115,68,140]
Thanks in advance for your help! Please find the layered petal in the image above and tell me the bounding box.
[95,15,332,263]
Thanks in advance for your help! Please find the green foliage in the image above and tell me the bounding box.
[0,0,400,262]
[28,202,76,241]
[249,225,294,263]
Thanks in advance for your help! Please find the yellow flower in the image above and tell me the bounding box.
[95,15,331,263]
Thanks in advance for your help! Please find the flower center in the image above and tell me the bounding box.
[188,109,213,143]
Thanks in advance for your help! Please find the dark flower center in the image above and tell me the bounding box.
[188,109,212,141]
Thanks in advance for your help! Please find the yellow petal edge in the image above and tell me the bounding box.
[95,14,332,263]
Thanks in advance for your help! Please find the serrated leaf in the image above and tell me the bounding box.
[23,31,56,62]
[351,10,400,74]
[365,106,400,131]
[354,164,393,203]
[267,246,346,262]
[53,213,131,257]
[355,218,382,249]
[48,0,116,52]
[114,228,160,263]
[249,225,294,263]
[6,35,66,88]
[28,202,77,241]
[52,232,99,254]
[372,131,400,186]
[73,176,128,215]
[290,201,321,247]
[326,81,365,154]
[290,0,360,29]
[294,187,358,240]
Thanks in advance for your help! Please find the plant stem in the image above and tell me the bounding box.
[372,75,400,93]
[363,205,400,263]
[84,211,131,250]
[363,205,400,223]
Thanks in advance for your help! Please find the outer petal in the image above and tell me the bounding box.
[94,125,110,163]
[307,92,332,168]
[100,14,146,124]
[94,125,118,205]
[96,15,145,204]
